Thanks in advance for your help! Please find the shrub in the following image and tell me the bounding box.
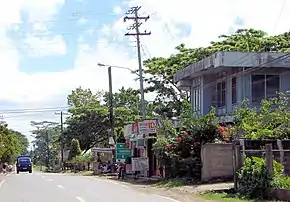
[237,156,284,199]
[153,108,226,179]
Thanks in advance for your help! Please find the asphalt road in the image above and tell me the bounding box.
[0,171,180,202]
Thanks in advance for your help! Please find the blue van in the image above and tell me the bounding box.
[16,156,32,174]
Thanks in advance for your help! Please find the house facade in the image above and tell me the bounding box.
[173,52,290,119]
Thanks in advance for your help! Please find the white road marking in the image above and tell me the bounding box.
[6,173,11,177]
[121,184,130,189]
[57,184,64,189]
[103,180,130,188]
[76,197,86,202]
[0,180,5,189]
[154,195,181,202]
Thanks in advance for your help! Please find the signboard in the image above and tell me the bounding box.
[138,119,157,135]
[132,122,138,135]
[115,143,131,160]
[124,124,133,138]
[132,157,148,172]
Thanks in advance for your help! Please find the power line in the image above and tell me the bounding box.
[6,12,119,27]
[272,0,287,33]
[0,106,69,113]
[124,6,151,119]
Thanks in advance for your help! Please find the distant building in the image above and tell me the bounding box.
[173,52,290,121]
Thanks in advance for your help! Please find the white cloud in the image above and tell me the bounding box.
[113,6,122,15]
[24,35,66,57]
[1,0,290,143]
[77,17,88,25]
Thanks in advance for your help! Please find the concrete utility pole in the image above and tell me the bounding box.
[55,111,69,169]
[124,6,151,119]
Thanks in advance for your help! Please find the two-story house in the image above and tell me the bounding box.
[173,52,290,120]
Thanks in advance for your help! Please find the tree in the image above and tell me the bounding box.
[10,130,29,155]
[103,87,154,141]
[0,122,30,163]
[143,29,290,118]
[0,124,21,163]
[31,121,60,167]
[69,138,82,160]
[67,87,103,109]
[64,87,110,152]
[232,92,290,140]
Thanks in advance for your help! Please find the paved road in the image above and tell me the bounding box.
[0,172,180,202]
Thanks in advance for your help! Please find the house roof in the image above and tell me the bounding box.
[173,51,290,83]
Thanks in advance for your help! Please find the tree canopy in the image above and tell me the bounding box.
[0,122,29,163]
[31,121,60,166]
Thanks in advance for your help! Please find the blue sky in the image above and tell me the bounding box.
[9,0,128,73]
[0,0,289,145]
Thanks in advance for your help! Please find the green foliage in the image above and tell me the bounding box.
[31,121,60,167]
[233,92,290,139]
[65,87,110,152]
[153,109,224,179]
[271,175,290,189]
[237,157,284,199]
[69,138,82,160]
[10,130,29,155]
[0,122,29,163]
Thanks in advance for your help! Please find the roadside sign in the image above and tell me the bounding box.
[115,143,131,160]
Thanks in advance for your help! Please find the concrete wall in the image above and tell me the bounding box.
[201,143,234,182]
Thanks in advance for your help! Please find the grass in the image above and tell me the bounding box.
[32,165,42,171]
[153,179,187,188]
[199,192,253,202]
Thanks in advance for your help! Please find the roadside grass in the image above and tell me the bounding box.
[199,192,253,202]
[32,165,41,171]
[153,179,187,188]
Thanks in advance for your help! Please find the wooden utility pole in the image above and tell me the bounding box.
[124,6,151,119]
[55,111,69,169]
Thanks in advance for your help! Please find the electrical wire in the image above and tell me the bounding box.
[6,11,119,27]
[272,0,287,34]
[0,106,69,113]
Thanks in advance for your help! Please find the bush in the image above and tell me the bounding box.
[237,156,284,199]
[153,108,226,179]
[271,173,290,189]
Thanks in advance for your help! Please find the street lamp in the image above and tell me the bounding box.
[97,63,139,76]
[97,63,146,118]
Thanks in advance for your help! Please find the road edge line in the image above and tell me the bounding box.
[0,180,5,189]
[154,194,182,202]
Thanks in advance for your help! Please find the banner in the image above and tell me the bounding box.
[132,122,139,135]
[124,124,133,138]
[138,119,157,135]
[131,157,148,172]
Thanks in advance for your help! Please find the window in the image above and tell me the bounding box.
[216,81,226,107]
[232,77,237,104]
[251,74,280,103]
[252,75,265,103]
[266,75,280,98]
[192,86,201,114]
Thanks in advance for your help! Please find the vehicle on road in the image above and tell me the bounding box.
[16,156,32,174]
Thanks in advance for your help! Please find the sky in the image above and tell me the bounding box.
[0,0,289,146]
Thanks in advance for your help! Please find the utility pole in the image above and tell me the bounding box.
[108,66,116,164]
[55,111,69,170]
[46,130,50,168]
[124,6,151,119]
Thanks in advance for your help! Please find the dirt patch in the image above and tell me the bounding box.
[106,178,217,202]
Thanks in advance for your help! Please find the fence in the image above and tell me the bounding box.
[233,140,290,188]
